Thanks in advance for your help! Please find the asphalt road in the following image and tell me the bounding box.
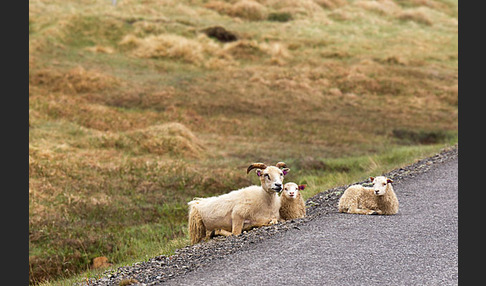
[165,157,458,286]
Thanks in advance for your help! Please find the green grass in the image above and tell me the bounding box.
[29,0,457,284]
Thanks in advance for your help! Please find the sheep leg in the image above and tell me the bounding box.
[347,206,377,215]
[268,218,279,225]
[231,213,245,236]
[214,229,233,237]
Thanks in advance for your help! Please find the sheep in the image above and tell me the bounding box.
[208,182,305,238]
[188,162,290,244]
[338,176,399,215]
[279,182,306,220]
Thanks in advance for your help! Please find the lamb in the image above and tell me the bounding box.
[188,162,290,244]
[338,176,399,215]
[279,182,306,220]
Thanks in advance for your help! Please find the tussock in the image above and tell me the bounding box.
[120,33,239,66]
[29,66,119,94]
[206,0,329,20]
[132,123,204,158]
[230,0,268,21]
[204,1,233,15]
[264,0,325,19]
[397,9,433,26]
[105,123,206,158]
[223,40,267,60]
[118,34,142,50]
[354,0,401,16]
[119,31,289,65]
[314,0,348,10]
[122,34,205,64]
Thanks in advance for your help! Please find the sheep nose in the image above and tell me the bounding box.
[275,183,282,188]
[289,192,294,196]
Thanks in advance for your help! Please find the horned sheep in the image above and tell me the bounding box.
[338,176,399,215]
[187,162,290,244]
[279,182,306,220]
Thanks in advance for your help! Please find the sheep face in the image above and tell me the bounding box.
[282,182,305,199]
[256,166,289,193]
[370,176,393,196]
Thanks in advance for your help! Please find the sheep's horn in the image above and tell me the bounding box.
[276,162,287,169]
[247,163,267,174]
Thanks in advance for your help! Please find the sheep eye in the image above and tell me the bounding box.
[382,183,386,186]
[264,174,270,179]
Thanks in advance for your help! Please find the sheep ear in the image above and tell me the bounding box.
[298,184,306,190]
[387,178,393,184]
[256,169,262,177]
[282,168,290,175]
[369,177,375,182]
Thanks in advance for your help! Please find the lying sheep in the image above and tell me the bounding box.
[188,162,290,244]
[338,176,398,215]
[279,182,306,220]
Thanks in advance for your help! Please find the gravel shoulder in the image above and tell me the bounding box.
[88,145,458,286]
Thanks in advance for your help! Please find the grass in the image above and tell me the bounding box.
[29,0,457,284]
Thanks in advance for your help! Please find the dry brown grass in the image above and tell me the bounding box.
[29,91,166,131]
[313,0,348,10]
[230,0,269,21]
[266,0,324,18]
[118,31,289,66]
[121,34,205,64]
[397,8,433,26]
[223,40,267,60]
[206,0,329,20]
[204,1,234,15]
[84,45,115,54]
[133,123,205,157]
[29,67,119,94]
[102,123,206,158]
[354,0,401,16]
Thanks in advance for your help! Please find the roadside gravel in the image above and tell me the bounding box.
[86,145,458,286]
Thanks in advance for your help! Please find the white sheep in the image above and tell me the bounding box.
[188,162,290,244]
[279,182,306,220]
[338,176,399,215]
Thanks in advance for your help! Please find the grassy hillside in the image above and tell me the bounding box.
[29,0,457,284]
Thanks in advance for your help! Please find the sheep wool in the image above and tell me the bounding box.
[188,162,290,244]
[338,176,399,215]
[279,182,306,220]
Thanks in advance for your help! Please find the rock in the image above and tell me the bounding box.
[200,26,238,43]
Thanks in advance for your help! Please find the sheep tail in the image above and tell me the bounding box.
[188,204,206,245]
